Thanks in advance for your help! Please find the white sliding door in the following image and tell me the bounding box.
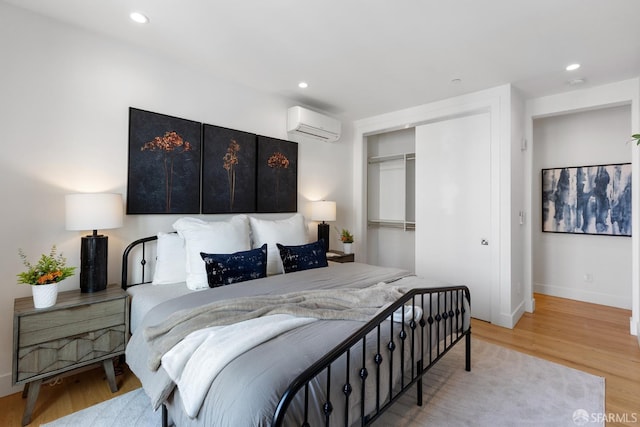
[415,113,492,321]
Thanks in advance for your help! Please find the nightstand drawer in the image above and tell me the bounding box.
[16,324,126,382]
[18,299,125,347]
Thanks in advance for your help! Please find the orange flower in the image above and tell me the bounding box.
[141,131,192,153]
[140,130,193,212]
[267,152,289,169]
[36,270,62,285]
[223,140,240,171]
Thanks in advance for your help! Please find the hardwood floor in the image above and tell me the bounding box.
[0,359,142,426]
[0,293,638,426]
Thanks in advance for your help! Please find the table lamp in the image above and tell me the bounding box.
[65,193,123,293]
[311,200,336,252]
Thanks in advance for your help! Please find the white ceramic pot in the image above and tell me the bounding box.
[343,242,353,254]
[32,282,58,309]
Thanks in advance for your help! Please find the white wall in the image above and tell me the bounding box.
[510,90,527,312]
[532,105,632,308]
[0,3,354,397]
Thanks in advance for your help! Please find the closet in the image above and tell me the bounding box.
[366,128,415,272]
[366,114,493,321]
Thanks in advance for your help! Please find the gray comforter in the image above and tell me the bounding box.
[125,262,459,426]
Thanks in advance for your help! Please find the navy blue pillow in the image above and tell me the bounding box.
[276,240,328,274]
[200,244,267,288]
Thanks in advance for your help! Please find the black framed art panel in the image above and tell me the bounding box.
[202,124,257,214]
[541,163,631,236]
[256,136,298,213]
[127,108,201,214]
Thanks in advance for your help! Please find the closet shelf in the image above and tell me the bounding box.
[368,219,415,231]
[368,152,415,164]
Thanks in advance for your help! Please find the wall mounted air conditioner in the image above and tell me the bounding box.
[287,106,341,142]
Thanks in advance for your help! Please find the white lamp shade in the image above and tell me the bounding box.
[65,193,124,231]
[310,200,336,222]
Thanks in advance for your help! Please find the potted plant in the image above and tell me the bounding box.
[18,245,76,308]
[337,228,354,254]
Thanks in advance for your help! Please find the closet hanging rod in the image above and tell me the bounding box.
[368,152,415,164]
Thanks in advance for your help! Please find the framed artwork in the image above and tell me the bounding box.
[127,108,201,214]
[202,124,257,214]
[256,136,298,213]
[541,163,631,236]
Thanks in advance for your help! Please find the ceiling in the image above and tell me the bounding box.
[5,0,640,121]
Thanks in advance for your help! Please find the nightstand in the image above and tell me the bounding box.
[326,250,355,263]
[12,284,129,426]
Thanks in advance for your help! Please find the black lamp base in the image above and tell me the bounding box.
[317,222,330,252]
[80,234,108,293]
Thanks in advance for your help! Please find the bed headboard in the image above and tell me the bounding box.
[121,235,158,289]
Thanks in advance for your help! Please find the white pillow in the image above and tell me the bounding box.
[152,232,187,285]
[249,213,308,275]
[173,215,251,290]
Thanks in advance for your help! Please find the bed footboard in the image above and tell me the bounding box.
[272,285,471,426]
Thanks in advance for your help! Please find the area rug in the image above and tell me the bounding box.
[42,338,604,427]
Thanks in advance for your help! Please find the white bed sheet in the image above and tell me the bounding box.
[127,283,194,334]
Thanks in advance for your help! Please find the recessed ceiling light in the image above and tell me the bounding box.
[130,12,149,24]
[565,63,581,71]
[451,78,462,84]
[298,82,309,89]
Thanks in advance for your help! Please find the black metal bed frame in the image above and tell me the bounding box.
[122,236,471,427]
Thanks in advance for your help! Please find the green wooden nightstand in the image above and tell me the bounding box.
[12,284,129,426]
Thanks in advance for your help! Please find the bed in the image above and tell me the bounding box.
[122,215,471,426]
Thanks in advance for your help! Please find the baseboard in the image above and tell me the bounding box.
[494,300,526,329]
[0,372,24,398]
[525,296,535,313]
[533,283,631,310]
[509,299,526,328]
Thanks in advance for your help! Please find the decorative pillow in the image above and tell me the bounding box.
[152,232,187,285]
[200,244,267,287]
[249,213,309,275]
[173,215,251,290]
[276,240,328,274]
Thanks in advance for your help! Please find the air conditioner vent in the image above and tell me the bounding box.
[287,106,341,142]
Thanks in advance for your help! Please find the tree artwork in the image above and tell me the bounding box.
[267,151,290,210]
[223,140,240,210]
[141,131,193,212]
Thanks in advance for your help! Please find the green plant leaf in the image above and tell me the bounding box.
[17,245,76,285]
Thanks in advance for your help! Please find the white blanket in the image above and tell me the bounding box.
[161,314,316,418]
[392,305,423,323]
[160,305,422,418]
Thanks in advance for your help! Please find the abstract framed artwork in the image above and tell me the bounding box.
[541,163,631,236]
[256,135,298,213]
[127,108,201,214]
[202,124,257,214]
